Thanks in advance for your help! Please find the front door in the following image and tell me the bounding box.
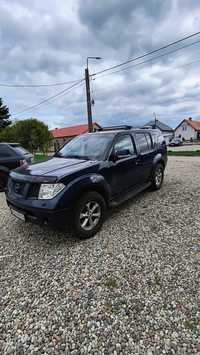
[106,134,141,197]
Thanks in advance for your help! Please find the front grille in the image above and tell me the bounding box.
[28,183,40,198]
[13,181,26,196]
[9,178,40,199]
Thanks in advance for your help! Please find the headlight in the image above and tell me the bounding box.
[38,183,65,199]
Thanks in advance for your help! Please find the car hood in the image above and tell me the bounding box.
[14,157,99,180]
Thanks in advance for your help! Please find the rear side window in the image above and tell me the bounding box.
[0,145,13,157]
[12,146,29,155]
[134,133,149,154]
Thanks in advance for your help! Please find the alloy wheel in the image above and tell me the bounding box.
[155,167,163,187]
[80,201,101,231]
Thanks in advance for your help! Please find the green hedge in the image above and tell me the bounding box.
[168,150,200,156]
[34,154,48,161]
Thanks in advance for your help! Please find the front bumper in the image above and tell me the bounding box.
[6,197,70,227]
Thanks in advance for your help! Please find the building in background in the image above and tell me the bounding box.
[50,122,101,152]
[143,119,174,145]
[174,117,200,141]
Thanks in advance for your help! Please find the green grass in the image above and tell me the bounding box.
[104,277,118,289]
[168,150,200,156]
[34,153,48,161]
[184,319,199,331]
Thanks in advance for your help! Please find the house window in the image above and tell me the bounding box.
[182,125,187,131]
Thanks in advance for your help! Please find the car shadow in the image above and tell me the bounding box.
[106,186,154,221]
[7,185,164,247]
[10,218,84,248]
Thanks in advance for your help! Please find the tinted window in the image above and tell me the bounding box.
[151,131,165,147]
[12,146,29,155]
[134,133,149,153]
[0,145,12,157]
[145,133,152,149]
[114,135,135,155]
[150,132,159,147]
[56,133,113,161]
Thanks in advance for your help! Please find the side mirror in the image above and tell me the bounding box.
[111,149,130,162]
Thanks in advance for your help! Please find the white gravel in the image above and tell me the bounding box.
[0,156,199,354]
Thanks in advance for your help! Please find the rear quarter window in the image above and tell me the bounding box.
[134,133,149,154]
[145,133,153,149]
[150,132,165,148]
[12,146,29,155]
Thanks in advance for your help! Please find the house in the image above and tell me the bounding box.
[143,119,174,145]
[50,122,101,152]
[174,117,200,141]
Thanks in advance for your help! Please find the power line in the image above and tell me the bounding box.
[92,30,200,77]
[92,39,200,80]
[0,79,83,88]
[91,56,200,99]
[156,111,200,117]
[12,79,84,116]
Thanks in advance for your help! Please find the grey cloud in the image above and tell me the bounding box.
[0,0,200,129]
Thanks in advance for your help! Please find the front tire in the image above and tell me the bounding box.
[71,191,106,239]
[151,163,164,190]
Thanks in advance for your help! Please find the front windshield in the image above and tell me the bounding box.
[55,133,113,161]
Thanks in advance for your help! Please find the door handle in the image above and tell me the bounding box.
[136,160,141,165]
[136,155,142,165]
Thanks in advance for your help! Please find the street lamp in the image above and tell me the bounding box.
[87,56,102,68]
[85,57,102,132]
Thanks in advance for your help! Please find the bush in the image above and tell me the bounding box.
[0,118,52,153]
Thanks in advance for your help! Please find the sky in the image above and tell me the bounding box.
[1,0,200,129]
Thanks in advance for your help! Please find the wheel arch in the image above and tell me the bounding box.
[60,173,111,208]
[152,154,166,169]
[78,183,110,205]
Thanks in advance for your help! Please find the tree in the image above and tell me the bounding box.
[0,118,52,153]
[0,98,11,131]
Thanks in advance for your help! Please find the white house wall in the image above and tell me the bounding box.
[163,133,174,145]
[175,122,197,140]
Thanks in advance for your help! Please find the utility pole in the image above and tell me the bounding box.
[85,67,93,133]
[153,112,157,129]
[85,57,101,133]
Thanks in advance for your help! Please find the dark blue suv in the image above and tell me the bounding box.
[6,126,167,238]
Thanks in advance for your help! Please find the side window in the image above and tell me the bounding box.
[0,145,12,158]
[114,135,135,155]
[145,133,152,149]
[134,133,149,154]
[151,132,158,148]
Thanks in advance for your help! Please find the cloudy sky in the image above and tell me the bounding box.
[1,0,200,129]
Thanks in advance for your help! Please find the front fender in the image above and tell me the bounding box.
[58,173,111,209]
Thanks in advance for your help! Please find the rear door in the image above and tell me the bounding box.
[133,132,154,183]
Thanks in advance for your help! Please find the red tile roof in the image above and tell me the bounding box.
[50,122,101,138]
[186,118,200,131]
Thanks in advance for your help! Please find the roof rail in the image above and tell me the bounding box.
[100,125,132,131]
[141,125,153,129]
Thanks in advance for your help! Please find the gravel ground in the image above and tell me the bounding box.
[0,156,199,355]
